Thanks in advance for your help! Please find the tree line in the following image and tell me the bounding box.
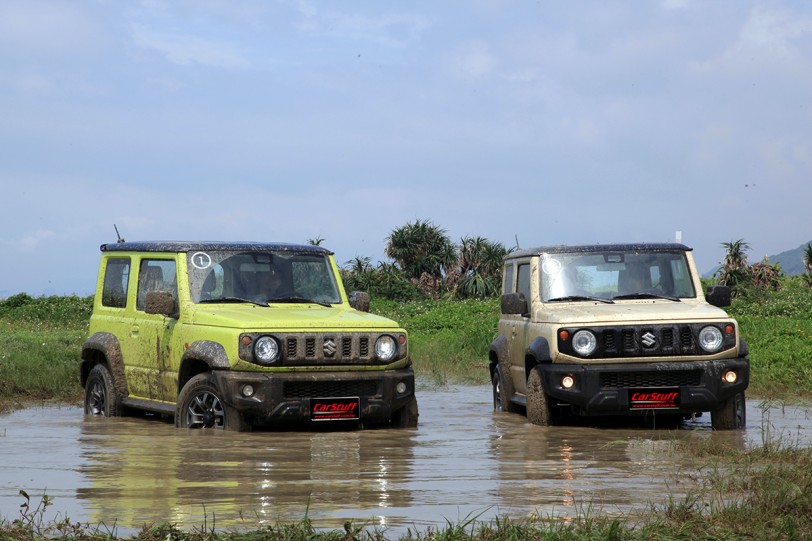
[337,219,511,301]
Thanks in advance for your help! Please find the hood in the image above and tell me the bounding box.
[537,299,733,325]
[185,303,403,331]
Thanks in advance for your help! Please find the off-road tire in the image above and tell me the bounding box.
[711,392,746,430]
[84,364,124,417]
[492,365,518,413]
[175,373,251,432]
[392,396,419,428]
[526,366,553,426]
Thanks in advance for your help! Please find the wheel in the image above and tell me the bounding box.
[493,363,519,413]
[392,396,419,428]
[175,373,251,431]
[526,366,553,426]
[711,392,746,430]
[492,365,513,412]
[84,364,124,417]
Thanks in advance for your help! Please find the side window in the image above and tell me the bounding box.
[503,264,515,294]
[517,263,531,302]
[137,259,177,311]
[102,258,130,308]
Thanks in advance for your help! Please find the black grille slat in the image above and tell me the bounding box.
[622,330,636,352]
[360,337,369,357]
[342,337,352,357]
[286,338,297,358]
[601,370,702,389]
[680,327,694,350]
[662,328,674,349]
[284,380,379,399]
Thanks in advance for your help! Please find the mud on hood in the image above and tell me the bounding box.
[538,300,734,326]
[187,304,403,331]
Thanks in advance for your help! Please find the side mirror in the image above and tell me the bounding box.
[706,285,731,308]
[500,292,528,316]
[145,290,179,318]
[348,291,370,312]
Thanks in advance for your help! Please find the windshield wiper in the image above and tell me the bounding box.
[547,295,614,304]
[199,296,269,307]
[612,293,681,302]
[267,295,332,308]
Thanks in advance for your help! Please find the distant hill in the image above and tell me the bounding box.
[767,241,812,276]
[703,240,812,278]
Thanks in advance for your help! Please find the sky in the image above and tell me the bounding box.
[1,0,811,298]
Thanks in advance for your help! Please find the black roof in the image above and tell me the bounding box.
[506,243,692,260]
[100,241,332,255]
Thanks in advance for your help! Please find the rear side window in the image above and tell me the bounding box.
[517,263,531,301]
[137,259,178,311]
[102,258,130,308]
[503,264,515,294]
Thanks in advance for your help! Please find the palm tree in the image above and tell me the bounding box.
[454,236,511,298]
[385,219,456,281]
[716,239,751,291]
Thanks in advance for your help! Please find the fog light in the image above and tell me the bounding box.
[396,382,407,394]
[722,370,737,384]
[562,375,575,389]
[242,384,255,397]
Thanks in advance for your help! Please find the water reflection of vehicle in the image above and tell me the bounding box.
[76,416,416,530]
[486,412,746,519]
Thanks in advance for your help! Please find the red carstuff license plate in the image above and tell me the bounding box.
[629,388,680,410]
[311,397,360,421]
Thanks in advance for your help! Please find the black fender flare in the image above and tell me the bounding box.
[489,335,510,378]
[80,332,128,397]
[738,338,749,358]
[178,340,230,391]
[525,336,552,379]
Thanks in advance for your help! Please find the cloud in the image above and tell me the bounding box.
[130,24,251,68]
[699,6,812,73]
[0,0,103,56]
[447,41,498,79]
[295,4,431,47]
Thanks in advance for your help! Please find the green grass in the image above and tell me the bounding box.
[0,294,91,412]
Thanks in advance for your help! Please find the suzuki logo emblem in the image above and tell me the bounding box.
[324,339,337,356]
[641,332,657,348]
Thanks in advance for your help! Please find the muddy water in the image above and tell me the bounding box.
[1,386,810,535]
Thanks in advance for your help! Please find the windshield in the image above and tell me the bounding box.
[187,250,341,305]
[539,249,696,302]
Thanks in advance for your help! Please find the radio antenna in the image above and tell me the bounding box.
[114,224,125,243]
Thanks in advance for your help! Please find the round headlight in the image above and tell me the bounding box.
[254,336,280,365]
[572,330,597,356]
[375,335,397,362]
[698,326,724,353]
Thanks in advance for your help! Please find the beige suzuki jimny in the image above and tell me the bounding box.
[489,243,748,430]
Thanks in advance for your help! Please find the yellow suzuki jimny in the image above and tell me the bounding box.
[80,241,417,431]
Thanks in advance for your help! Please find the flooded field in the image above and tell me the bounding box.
[1,385,810,535]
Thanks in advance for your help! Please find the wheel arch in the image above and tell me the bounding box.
[178,340,230,393]
[489,335,509,380]
[524,336,552,381]
[80,332,128,397]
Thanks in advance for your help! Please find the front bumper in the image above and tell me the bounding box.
[537,358,749,416]
[210,368,416,426]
